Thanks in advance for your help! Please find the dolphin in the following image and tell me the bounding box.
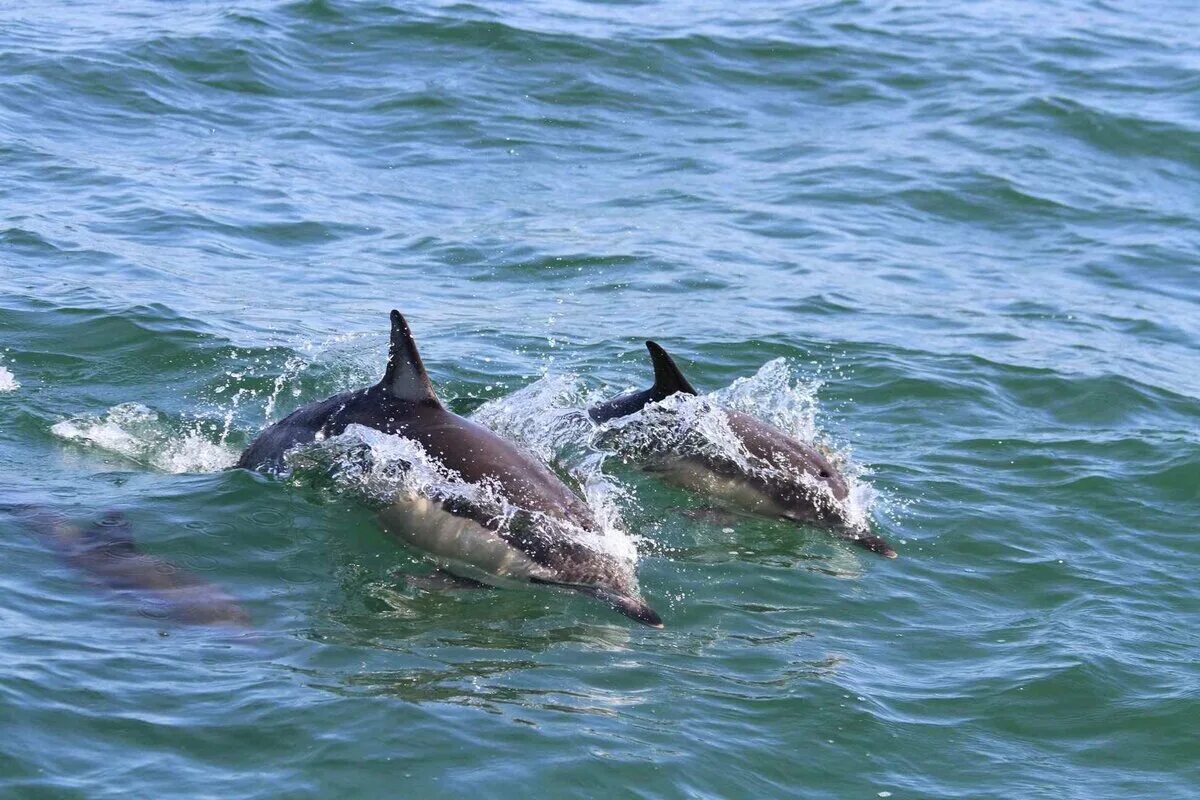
[15,506,249,626]
[238,311,662,627]
[589,342,897,558]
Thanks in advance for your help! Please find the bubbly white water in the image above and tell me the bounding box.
[471,373,601,466]
[711,357,822,441]
[50,403,238,473]
[0,363,18,392]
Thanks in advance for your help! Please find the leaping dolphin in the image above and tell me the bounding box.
[238,311,662,627]
[589,342,897,558]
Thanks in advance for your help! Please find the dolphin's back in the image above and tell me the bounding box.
[404,409,593,523]
[19,507,249,626]
[239,389,591,525]
[236,389,363,473]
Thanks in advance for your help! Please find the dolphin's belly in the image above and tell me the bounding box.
[656,458,790,517]
[376,495,550,583]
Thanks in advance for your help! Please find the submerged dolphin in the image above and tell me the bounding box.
[589,342,897,558]
[238,311,662,627]
[16,506,249,626]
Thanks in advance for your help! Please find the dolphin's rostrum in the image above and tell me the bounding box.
[589,341,897,558]
[238,311,662,627]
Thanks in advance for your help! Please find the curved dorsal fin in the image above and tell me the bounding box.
[646,340,697,400]
[380,310,441,405]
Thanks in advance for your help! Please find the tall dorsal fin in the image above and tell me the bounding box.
[645,340,697,399]
[379,310,441,405]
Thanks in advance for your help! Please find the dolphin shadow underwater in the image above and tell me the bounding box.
[238,311,663,628]
[588,342,897,558]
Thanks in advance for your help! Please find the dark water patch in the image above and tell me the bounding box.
[1,227,59,252]
[0,52,182,124]
[893,172,1078,226]
[990,95,1200,171]
[1139,452,1200,504]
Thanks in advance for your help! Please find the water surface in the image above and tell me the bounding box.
[2,1,1199,797]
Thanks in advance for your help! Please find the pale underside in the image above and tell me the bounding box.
[655,457,798,520]
[376,494,555,586]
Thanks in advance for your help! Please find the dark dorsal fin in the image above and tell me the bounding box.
[379,310,441,405]
[646,340,697,400]
[587,340,699,423]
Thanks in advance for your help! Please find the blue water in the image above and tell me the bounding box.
[2,1,1199,798]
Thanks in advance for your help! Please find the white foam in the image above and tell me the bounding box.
[0,364,18,392]
[50,402,238,473]
[471,376,639,562]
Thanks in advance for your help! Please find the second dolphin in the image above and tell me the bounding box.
[589,341,896,558]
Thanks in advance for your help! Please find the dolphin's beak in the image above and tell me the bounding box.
[615,594,665,628]
[843,529,898,559]
[559,584,666,628]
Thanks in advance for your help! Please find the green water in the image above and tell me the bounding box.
[2,1,1199,797]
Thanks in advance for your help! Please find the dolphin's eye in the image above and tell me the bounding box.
[818,470,830,478]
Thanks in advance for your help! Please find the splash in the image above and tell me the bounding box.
[262,354,309,422]
[284,423,639,565]
[206,330,377,444]
[0,362,18,392]
[594,393,752,468]
[594,358,878,531]
[50,403,238,473]
[471,375,639,555]
[711,357,821,442]
[468,365,879,537]
[471,373,600,466]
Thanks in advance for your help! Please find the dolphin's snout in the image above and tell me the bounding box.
[832,522,897,558]
[848,531,898,559]
[613,594,665,628]
[596,588,664,627]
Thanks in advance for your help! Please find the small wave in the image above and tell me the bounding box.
[50,403,238,473]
